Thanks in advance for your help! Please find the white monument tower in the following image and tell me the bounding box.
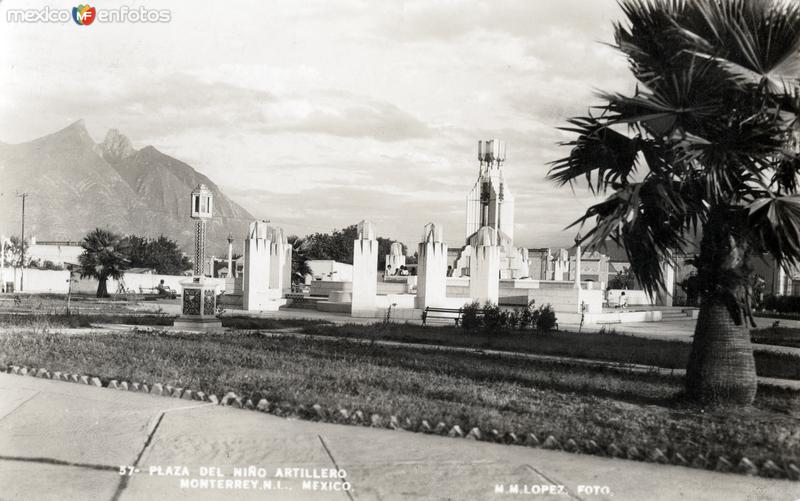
[465,139,515,242]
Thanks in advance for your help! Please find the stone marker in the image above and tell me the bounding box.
[469,227,500,305]
[416,223,448,309]
[351,220,378,318]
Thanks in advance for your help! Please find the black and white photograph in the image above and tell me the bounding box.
[0,0,799,499]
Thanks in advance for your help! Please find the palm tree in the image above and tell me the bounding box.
[287,235,312,285]
[550,0,800,406]
[78,228,130,298]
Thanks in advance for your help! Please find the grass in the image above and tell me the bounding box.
[301,322,800,380]
[0,313,329,331]
[752,327,800,349]
[0,328,797,477]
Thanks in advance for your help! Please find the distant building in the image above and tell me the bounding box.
[26,237,83,265]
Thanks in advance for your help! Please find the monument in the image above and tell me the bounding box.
[385,242,406,276]
[269,226,292,293]
[242,220,273,310]
[468,226,500,305]
[455,140,529,280]
[172,184,224,333]
[351,220,378,317]
[416,223,448,309]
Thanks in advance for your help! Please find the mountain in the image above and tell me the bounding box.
[0,120,254,255]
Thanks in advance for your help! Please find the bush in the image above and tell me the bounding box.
[761,294,800,314]
[481,303,506,333]
[459,300,558,335]
[460,302,482,333]
[535,304,558,332]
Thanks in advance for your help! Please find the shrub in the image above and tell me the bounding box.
[482,303,506,333]
[535,304,557,332]
[460,301,482,333]
[761,294,800,314]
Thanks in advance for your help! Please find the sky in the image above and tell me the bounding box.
[0,0,634,249]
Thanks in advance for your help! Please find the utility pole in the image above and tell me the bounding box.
[18,192,29,292]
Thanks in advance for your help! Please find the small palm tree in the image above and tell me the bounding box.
[550,0,800,406]
[288,235,312,285]
[78,228,130,298]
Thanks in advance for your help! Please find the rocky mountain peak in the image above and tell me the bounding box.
[100,128,136,163]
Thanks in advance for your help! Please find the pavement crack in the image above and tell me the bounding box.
[318,434,355,501]
[0,454,118,472]
[110,411,166,501]
[525,464,584,501]
[0,391,40,422]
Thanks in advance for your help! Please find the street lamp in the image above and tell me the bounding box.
[190,184,213,277]
[172,184,223,333]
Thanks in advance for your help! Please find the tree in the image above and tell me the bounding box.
[549,0,800,406]
[287,235,312,284]
[78,228,130,298]
[3,236,28,267]
[608,268,636,290]
[124,234,192,275]
[303,224,407,271]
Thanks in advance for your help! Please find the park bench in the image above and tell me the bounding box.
[422,306,483,326]
[137,286,176,300]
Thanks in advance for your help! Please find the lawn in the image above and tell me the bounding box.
[301,322,800,380]
[0,328,797,478]
[0,313,328,331]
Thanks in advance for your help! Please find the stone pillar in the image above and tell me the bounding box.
[385,242,406,277]
[351,220,378,317]
[269,227,290,294]
[574,245,582,289]
[243,221,272,310]
[469,226,500,305]
[416,223,448,309]
[656,260,675,307]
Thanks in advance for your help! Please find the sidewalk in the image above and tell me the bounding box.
[0,374,798,501]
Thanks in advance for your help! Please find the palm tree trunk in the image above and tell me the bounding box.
[686,299,757,405]
[685,212,757,406]
[96,277,109,298]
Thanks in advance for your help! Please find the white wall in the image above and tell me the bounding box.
[0,268,224,295]
[606,289,653,306]
[0,268,70,293]
[307,260,353,282]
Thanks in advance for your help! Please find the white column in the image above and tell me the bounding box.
[227,240,233,278]
[351,220,378,317]
[269,227,289,294]
[574,245,582,289]
[469,227,500,305]
[243,221,272,310]
[416,223,448,309]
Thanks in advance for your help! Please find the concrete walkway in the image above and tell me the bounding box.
[0,374,797,501]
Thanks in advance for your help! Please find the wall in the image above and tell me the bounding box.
[606,289,653,307]
[0,268,224,295]
[307,260,353,282]
[0,268,70,293]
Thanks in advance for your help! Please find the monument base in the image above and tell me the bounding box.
[172,317,225,334]
[171,276,224,333]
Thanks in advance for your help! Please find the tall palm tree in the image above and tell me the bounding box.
[550,0,800,406]
[78,228,130,298]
